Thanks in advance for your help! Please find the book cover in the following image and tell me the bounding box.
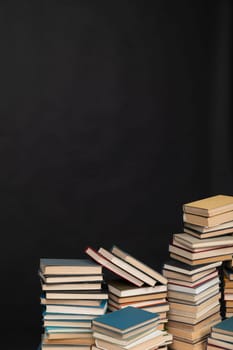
[183,195,233,217]
[93,306,159,333]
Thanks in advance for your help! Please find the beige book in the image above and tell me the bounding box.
[169,244,233,260]
[167,270,218,288]
[46,332,94,340]
[45,291,108,300]
[208,336,233,349]
[167,312,221,332]
[170,338,206,350]
[41,298,101,306]
[43,320,92,327]
[111,245,167,285]
[109,292,167,304]
[167,285,219,303]
[173,233,233,249]
[108,297,167,309]
[183,195,233,217]
[162,268,216,282]
[168,321,216,342]
[184,225,233,238]
[40,258,101,275]
[170,252,231,265]
[169,293,220,313]
[168,301,220,320]
[95,330,165,350]
[183,211,233,228]
[85,247,143,287]
[42,282,101,291]
[98,247,156,286]
[168,276,220,295]
[108,280,167,297]
[168,304,220,325]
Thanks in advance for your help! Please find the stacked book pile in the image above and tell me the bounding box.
[207,316,233,349]
[163,195,233,350]
[91,306,172,350]
[85,245,169,330]
[223,262,233,318]
[39,258,108,350]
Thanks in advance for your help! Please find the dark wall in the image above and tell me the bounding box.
[0,1,232,349]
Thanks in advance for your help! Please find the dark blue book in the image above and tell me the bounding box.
[212,317,233,336]
[92,306,159,333]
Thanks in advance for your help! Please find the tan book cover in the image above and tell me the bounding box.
[170,338,206,350]
[183,210,233,228]
[170,252,231,265]
[183,195,233,217]
[108,280,167,297]
[169,244,233,260]
[109,292,167,304]
[162,268,216,283]
[111,245,167,285]
[173,233,233,249]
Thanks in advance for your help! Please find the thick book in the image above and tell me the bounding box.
[162,267,216,283]
[163,259,221,275]
[207,336,233,349]
[166,270,218,288]
[108,280,167,298]
[167,284,220,303]
[111,245,167,285]
[43,312,97,320]
[39,270,103,284]
[85,247,143,287]
[95,330,165,350]
[170,252,231,265]
[92,306,159,333]
[169,243,233,260]
[44,299,108,315]
[109,292,167,304]
[40,259,102,275]
[45,290,108,300]
[211,317,233,336]
[184,221,233,238]
[173,233,233,249]
[98,247,156,286]
[168,276,219,295]
[43,319,92,328]
[183,210,233,228]
[183,195,233,217]
[41,282,102,291]
[41,297,102,306]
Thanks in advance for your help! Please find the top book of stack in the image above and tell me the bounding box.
[183,195,233,238]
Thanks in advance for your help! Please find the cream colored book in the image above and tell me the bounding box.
[183,195,233,217]
[98,247,156,286]
[111,245,167,285]
[173,233,233,249]
[183,210,233,227]
[170,252,231,265]
[108,280,167,297]
[169,244,233,260]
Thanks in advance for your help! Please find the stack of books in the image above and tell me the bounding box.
[223,262,233,318]
[39,258,108,350]
[85,245,169,330]
[163,259,222,349]
[163,195,233,350]
[91,306,172,350]
[207,317,233,349]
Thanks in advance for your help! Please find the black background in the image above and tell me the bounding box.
[0,1,232,349]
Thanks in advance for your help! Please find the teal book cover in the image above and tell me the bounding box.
[93,306,159,332]
[212,317,233,333]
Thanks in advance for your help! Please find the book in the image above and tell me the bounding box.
[85,247,143,287]
[183,211,233,228]
[43,320,92,328]
[92,306,159,333]
[109,292,167,304]
[95,330,165,350]
[98,247,156,286]
[108,297,167,309]
[171,338,206,350]
[44,300,108,315]
[111,245,167,285]
[43,313,97,320]
[41,282,102,291]
[168,276,220,295]
[41,297,102,306]
[162,268,216,283]
[211,317,233,336]
[163,259,222,275]
[92,328,160,346]
[108,280,167,298]
[173,233,233,249]
[184,220,233,236]
[39,271,103,284]
[167,284,220,303]
[207,337,233,349]
[183,195,233,217]
[45,291,108,300]
[42,345,91,350]
[169,244,233,260]
[40,259,102,275]
[170,252,232,265]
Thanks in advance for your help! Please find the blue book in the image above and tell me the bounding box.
[92,306,159,333]
[212,317,233,336]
